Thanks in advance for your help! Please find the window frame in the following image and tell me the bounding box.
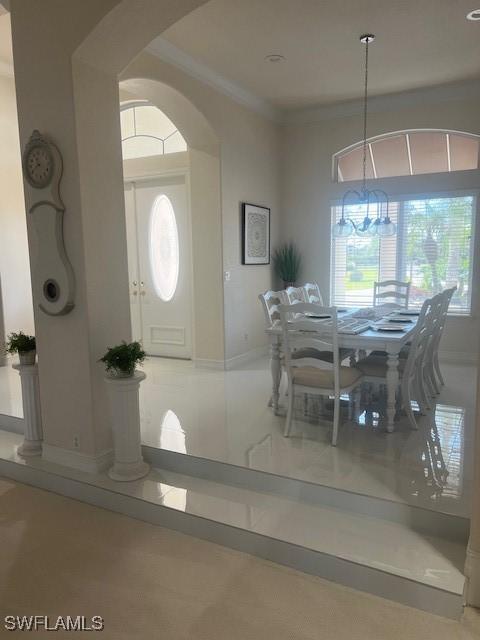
[329,188,478,317]
[120,100,187,159]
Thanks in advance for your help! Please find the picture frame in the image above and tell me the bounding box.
[242,202,270,265]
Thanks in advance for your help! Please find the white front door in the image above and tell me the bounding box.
[124,175,192,358]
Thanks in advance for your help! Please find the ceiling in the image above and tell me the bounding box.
[160,0,480,110]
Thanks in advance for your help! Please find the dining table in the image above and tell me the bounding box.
[265,307,418,433]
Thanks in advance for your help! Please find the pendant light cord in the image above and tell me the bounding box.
[362,38,369,195]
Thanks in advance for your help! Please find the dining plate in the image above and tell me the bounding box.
[372,324,408,332]
[394,310,420,316]
[305,313,331,319]
[387,316,413,323]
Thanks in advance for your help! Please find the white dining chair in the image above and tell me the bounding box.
[373,280,410,309]
[429,286,456,392]
[279,302,363,446]
[356,296,435,430]
[258,289,288,328]
[285,286,307,305]
[303,282,324,305]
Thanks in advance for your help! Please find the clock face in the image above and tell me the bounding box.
[25,144,54,188]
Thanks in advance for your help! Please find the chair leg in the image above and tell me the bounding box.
[332,395,340,446]
[402,378,418,430]
[434,352,445,387]
[284,384,294,437]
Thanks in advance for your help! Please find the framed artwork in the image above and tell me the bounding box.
[242,202,270,265]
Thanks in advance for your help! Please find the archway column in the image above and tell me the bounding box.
[10,0,208,470]
[10,0,129,469]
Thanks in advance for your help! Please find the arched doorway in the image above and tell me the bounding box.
[120,100,192,358]
[119,78,224,366]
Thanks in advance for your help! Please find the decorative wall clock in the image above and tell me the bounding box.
[22,130,75,315]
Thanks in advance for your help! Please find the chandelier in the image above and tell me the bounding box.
[332,35,396,239]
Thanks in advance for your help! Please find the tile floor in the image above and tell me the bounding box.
[0,355,475,517]
[138,356,475,517]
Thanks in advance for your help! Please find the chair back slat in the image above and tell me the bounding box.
[285,286,307,304]
[258,290,287,327]
[373,280,410,309]
[303,282,324,305]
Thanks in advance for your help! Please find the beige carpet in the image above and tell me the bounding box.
[0,477,479,640]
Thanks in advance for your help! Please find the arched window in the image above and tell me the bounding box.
[333,130,480,182]
[120,101,187,160]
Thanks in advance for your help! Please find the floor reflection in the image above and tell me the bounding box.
[139,357,474,517]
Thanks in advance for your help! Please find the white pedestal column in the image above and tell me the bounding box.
[13,363,43,457]
[105,371,149,482]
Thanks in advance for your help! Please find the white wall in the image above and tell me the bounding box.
[281,93,480,361]
[122,52,280,364]
[0,65,33,347]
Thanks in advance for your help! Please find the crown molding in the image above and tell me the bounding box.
[283,79,480,125]
[146,37,281,122]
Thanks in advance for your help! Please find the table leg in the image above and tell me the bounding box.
[270,338,282,415]
[386,352,399,433]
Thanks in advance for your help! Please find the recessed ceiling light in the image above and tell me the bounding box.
[265,54,286,63]
[466,8,480,20]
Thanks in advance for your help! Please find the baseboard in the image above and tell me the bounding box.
[193,358,225,370]
[42,443,113,474]
[0,414,24,435]
[439,350,478,365]
[465,546,480,607]
[225,345,269,370]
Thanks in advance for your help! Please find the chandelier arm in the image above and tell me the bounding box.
[370,188,390,219]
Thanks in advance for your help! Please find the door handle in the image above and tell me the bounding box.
[132,280,138,286]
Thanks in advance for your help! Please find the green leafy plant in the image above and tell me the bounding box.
[6,331,36,354]
[100,341,146,377]
[273,242,302,285]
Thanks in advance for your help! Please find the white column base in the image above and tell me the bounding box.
[105,370,149,482]
[18,439,43,457]
[13,363,43,458]
[465,546,480,607]
[108,460,150,482]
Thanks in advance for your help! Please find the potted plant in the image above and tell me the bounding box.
[273,242,302,288]
[100,341,146,378]
[6,331,36,365]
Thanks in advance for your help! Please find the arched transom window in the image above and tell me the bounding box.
[334,129,480,182]
[120,102,187,160]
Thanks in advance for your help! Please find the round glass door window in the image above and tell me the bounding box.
[149,194,179,301]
